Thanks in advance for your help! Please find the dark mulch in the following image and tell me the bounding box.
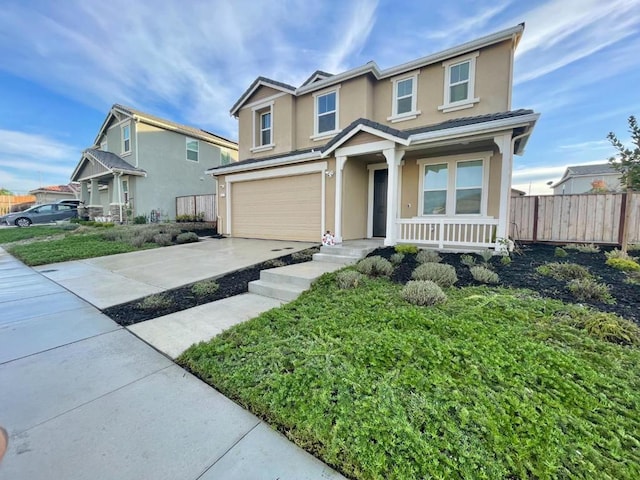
[369,243,639,324]
[103,246,320,326]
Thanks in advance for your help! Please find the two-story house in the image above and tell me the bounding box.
[71,104,238,222]
[551,163,621,195]
[207,24,539,251]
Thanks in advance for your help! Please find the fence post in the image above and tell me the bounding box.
[532,196,539,242]
[620,190,633,251]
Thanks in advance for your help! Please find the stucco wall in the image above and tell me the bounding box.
[341,159,368,240]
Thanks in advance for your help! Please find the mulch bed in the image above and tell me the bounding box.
[369,243,639,324]
[103,246,319,326]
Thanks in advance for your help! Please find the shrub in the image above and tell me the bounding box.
[416,249,441,264]
[500,255,512,266]
[605,248,636,261]
[411,262,457,287]
[460,254,476,267]
[401,280,447,306]
[153,233,173,246]
[536,262,591,281]
[389,252,405,265]
[562,311,640,346]
[554,247,568,258]
[628,243,640,252]
[133,215,147,224]
[129,235,148,248]
[565,243,600,253]
[606,257,640,272]
[470,265,500,284]
[264,258,286,268]
[478,249,493,263]
[394,244,418,255]
[624,271,640,285]
[567,278,614,304]
[137,294,172,310]
[176,232,199,244]
[336,270,365,289]
[355,256,394,278]
[191,280,219,297]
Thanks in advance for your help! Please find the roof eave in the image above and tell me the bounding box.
[230,79,295,116]
[206,151,322,176]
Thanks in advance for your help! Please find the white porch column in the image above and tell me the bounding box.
[334,155,347,243]
[80,181,90,204]
[111,173,120,204]
[382,147,404,246]
[89,178,99,206]
[494,133,513,252]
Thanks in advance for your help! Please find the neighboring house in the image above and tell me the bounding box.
[28,184,79,204]
[71,104,238,221]
[207,24,539,251]
[511,188,526,197]
[551,163,621,195]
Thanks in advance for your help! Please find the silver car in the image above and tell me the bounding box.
[1,203,78,227]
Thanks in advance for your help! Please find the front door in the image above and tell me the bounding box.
[372,169,388,237]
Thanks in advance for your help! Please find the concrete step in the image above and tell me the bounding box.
[248,280,305,302]
[312,253,361,265]
[320,245,375,257]
[260,262,344,288]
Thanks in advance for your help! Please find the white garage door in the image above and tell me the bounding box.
[231,173,322,242]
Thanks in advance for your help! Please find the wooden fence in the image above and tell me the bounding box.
[510,193,640,244]
[176,194,216,221]
[0,195,36,215]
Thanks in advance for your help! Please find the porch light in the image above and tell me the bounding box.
[325,170,335,177]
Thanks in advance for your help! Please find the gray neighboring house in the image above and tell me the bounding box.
[71,104,238,221]
[551,163,621,195]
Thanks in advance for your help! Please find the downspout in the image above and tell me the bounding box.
[505,129,530,247]
[118,172,123,223]
[134,118,140,168]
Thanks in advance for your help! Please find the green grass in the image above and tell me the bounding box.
[7,234,148,265]
[0,225,72,244]
[179,274,640,480]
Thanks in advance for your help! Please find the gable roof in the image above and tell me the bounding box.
[71,148,146,182]
[230,23,524,115]
[93,104,238,150]
[552,163,619,188]
[29,184,78,195]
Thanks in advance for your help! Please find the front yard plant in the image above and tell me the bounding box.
[400,279,447,305]
[411,262,457,287]
[567,278,614,304]
[336,270,365,290]
[355,256,393,277]
[536,262,591,281]
[606,257,640,272]
[470,265,500,284]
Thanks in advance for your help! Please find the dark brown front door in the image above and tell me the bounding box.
[372,169,388,237]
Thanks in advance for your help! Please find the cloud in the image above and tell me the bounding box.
[423,0,512,42]
[557,140,612,151]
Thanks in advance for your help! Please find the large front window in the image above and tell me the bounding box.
[455,160,483,214]
[423,164,448,215]
[316,91,336,134]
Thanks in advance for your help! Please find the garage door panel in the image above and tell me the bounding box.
[231,173,321,242]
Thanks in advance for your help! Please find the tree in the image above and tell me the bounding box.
[607,115,640,190]
[0,188,12,195]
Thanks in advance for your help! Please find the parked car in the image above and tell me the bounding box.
[56,199,83,207]
[0,203,78,227]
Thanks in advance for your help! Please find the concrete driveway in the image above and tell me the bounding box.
[34,237,315,309]
[0,247,344,479]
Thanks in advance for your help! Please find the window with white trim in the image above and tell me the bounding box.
[186,138,199,161]
[122,179,129,203]
[313,89,339,137]
[419,153,490,216]
[439,52,479,113]
[388,73,420,122]
[251,103,274,152]
[122,123,131,153]
[260,111,271,146]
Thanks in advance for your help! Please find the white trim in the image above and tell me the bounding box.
[121,121,131,155]
[388,71,421,122]
[311,130,341,142]
[225,161,328,183]
[186,137,199,162]
[241,92,287,111]
[439,52,480,112]
[134,119,140,167]
[208,150,322,176]
[250,144,275,153]
[313,86,340,138]
[367,162,388,238]
[231,80,294,116]
[323,127,407,158]
[417,151,492,217]
[335,139,395,158]
[321,166,326,236]
[252,102,274,150]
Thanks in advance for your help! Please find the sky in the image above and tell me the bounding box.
[1,0,639,195]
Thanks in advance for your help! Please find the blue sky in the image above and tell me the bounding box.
[1,0,639,195]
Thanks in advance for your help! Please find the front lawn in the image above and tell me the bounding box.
[0,225,72,244]
[179,276,640,479]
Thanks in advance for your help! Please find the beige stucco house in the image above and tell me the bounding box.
[71,105,238,222]
[207,23,539,251]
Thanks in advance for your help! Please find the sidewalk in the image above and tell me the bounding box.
[0,247,345,480]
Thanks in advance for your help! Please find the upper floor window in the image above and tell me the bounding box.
[122,123,131,153]
[251,103,274,153]
[388,72,420,122]
[186,138,199,161]
[312,87,340,140]
[220,149,232,166]
[439,52,480,113]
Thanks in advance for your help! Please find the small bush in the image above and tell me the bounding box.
[355,256,394,278]
[411,262,457,287]
[470,265,500,284]
[460,254,476,267]
[401,280,447,306]
[567,278,614,304]
[606,257,640,272]
[624,271,640,285]
[191,280,219,297]
[153,233,173,246]
[176,232,199,244]
[133,215,147,224]
[500,255,512,266]
[336,270,365,289]
[628,243,640,252]
[395,244,418,255]
[129,235,148,248]
[562,311,640,346]
[264,258,287,268]
[137,294,172,310]
[416,249,441,264]
[565,243,600,253]
[536,262,591,281]
[478,249,493,263]
[390,252,405,265]
[554,247,568,258]
[605,248,636,261]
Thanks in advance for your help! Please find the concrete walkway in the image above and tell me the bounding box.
[0,247,345,479]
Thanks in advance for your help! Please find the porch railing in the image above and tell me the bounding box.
[396,217,499,249]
